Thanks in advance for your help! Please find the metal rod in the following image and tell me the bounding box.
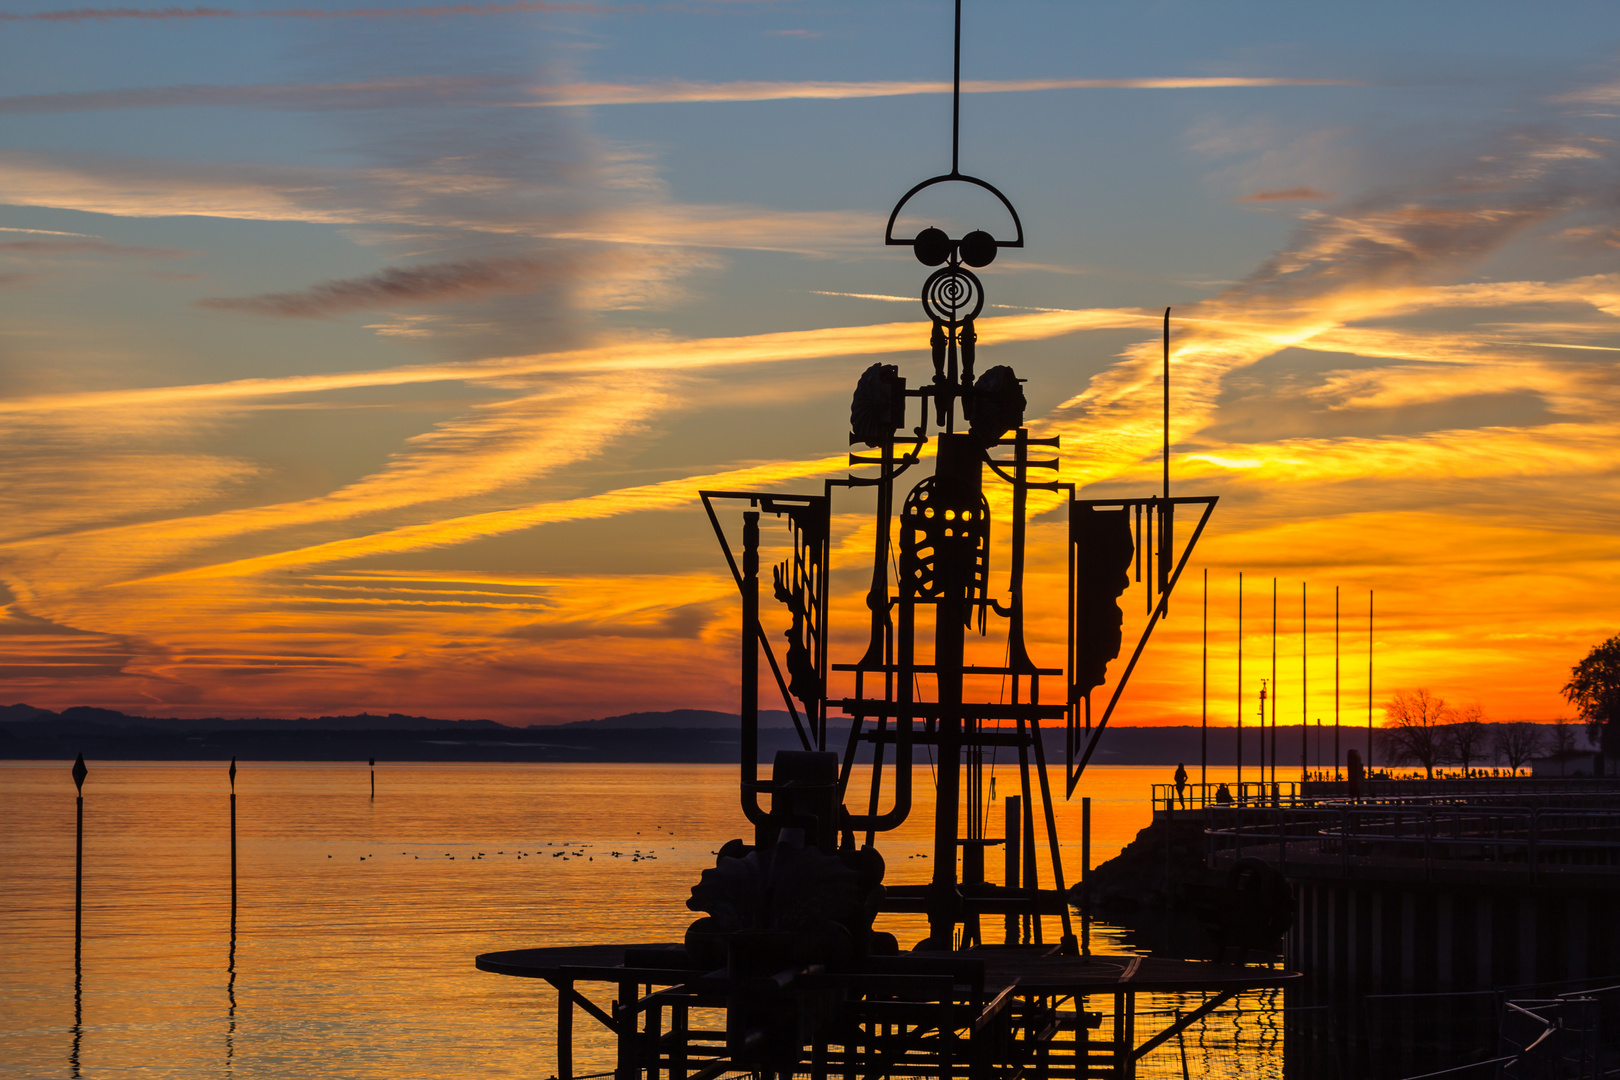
[1368,589,1375,769]
[1237,572,1243,789]
[1163,307,1170,502]
[1201,568,1208,788]
[1335,585,1341,781]
[1271,577,1277,787]
[951,0,961,175]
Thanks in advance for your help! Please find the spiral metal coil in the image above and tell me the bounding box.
[921,265,984,327]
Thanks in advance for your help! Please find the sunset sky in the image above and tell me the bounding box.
[1,1,1617,726]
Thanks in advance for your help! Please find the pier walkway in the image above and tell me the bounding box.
[1165,778,1620,991]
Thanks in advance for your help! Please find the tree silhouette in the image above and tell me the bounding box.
[1563,634,1620,762]
[1442,704,1488,774]
[1492,722,1544,774]
[1549,715,1583,759]
[1380,688,1450,779]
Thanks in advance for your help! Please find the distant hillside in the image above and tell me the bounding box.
[0,704,1580,767]
[0,703,505,732]
[555,709,799,730]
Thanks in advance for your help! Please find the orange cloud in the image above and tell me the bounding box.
[1235,187,1335,202]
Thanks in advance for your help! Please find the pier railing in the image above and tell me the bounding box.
[1200,792,1620,882]
[1152,778,1620,817]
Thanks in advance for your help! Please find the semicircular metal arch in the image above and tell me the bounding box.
[884,172,1025,250]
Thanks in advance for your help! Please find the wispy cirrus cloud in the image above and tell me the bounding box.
[0,238,196,257]
[0,73,1361,118]
[0,76,514,114]
[515,75,1362,108]
[0,1,608,23]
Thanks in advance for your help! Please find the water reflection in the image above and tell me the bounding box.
[226,919,237,1071]
[70,958,82,1079]
[4,762,1271,1079]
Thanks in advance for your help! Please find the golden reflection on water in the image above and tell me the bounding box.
[0,761,1273,1079]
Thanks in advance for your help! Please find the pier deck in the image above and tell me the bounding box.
[478,942,1296,1080]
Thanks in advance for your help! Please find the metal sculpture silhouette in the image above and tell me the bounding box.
[700,1,1218,956]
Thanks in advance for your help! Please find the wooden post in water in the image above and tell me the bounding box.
[1081,796,1091,959]
[229,758,237,926]
[1003,796,1021,945]
[72,753,87,959]
[369,757,375,799]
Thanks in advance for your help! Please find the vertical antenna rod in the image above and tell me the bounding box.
[1270,577,1277,787]
[1335,586,1341,780]
[1163,308,1171,501]
[1368,590,1375,769]
[1201,567,1208,788]
[1236,572,1243,789]
[951,0,962,175]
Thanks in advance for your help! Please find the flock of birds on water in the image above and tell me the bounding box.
[323,835,936,864]
[328,834,690,864]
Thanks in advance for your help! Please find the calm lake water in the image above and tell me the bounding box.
[0,761,1278,1079]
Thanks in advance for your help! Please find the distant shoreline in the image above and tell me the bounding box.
[1,702,1572,765]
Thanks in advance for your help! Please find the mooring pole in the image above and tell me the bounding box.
[229,758,238,928]
[369,757,375,800]
[1081,796,1091,959]
[1004,795,1021,945]
[73,753,86,960]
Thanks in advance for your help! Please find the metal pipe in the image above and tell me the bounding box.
[740,512,769,832]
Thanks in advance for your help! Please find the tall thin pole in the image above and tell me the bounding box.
[1270,577,1278,787]
[1163,308,1171,502]
[71,752,86,1080]
[1303,583,1310,775]
[950,0,961,175]
[369,757,375,800]
[73,753,86,960]
[1335,587,1341,780]
[229,758,238,927]
[1201,567,1208,788]
[1237,572,1243,789]
[1081,796,1091,959]
[1368,590,1375,769]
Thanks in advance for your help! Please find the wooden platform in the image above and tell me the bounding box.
[477,941,1292,996]
[477,941,1298,1080]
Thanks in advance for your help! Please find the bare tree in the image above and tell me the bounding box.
[1443,703,1488,774]
[1380,688,1450,779]
[1493,722,1544,774]
[1548,716,1584,758]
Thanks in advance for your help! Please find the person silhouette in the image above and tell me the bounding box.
[1215,782,1233,805]
[1347,748,1364,801]
[1173,762,1189,808]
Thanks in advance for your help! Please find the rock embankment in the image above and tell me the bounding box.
[1080,818,1217,912]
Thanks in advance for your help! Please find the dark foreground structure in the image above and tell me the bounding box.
[1145,778,1620,1078]
[479,4,1295,1077]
